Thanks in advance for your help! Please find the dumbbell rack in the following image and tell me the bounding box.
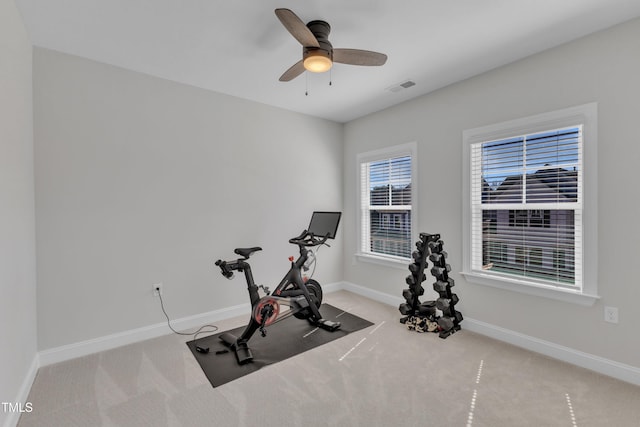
[399,233,463,338]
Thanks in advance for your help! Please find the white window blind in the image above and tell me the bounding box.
[360,154,413,259]
[471,127,583,289]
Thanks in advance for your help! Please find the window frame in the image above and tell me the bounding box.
[462,103,599,306]
[356,142,418,268]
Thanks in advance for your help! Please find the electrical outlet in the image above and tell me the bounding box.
[604,306,618,324]
[152,283,163,297]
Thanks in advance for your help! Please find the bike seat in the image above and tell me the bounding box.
[234,247,262,259]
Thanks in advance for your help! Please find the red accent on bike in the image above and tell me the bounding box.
[288,256,294,262]
[253,298,280,326]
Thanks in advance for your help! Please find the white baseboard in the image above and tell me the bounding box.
[320,281,345,293]
[3,355,39,427]
[340,281,640,386]
[463,318,640,386]
[38,302,251,366]
[38,280,347,366]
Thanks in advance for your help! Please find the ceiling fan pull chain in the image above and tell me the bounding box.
[329,68,332,86]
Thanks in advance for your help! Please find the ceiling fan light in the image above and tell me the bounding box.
[303,51,332,73]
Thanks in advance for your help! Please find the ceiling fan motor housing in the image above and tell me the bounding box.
[304,20,333,61]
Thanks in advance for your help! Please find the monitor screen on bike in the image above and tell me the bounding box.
[307,211,341,239]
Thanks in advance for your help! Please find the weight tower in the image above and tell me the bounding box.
[399,233,462,338]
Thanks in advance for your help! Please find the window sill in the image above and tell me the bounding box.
[355,252,410,270]
[461,271,600,306]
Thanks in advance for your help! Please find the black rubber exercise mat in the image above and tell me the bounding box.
[186,304,373,387]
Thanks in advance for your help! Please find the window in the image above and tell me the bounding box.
[357,143,417,264]
[462,104,598,305]
[477,127,580,284]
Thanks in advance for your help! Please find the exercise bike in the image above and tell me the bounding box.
[214,211,342,365]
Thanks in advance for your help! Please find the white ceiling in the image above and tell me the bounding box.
[16,0,640,123]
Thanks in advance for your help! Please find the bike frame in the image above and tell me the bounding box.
[231,243,322,341]
[215,230,340,364]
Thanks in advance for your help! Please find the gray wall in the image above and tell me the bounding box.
[343,18,640,368]
[33,48,344,350]
[0,0,37,423]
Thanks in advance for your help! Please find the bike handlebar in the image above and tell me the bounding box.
[215,259,234,279]
[288,230,329,247]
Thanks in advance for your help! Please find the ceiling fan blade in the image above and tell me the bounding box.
[275,8,319,48]
[279,60,306,82]
[333,49,388,66]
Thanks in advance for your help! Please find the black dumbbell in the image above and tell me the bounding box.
[428,251,448,265]
[438,316,454,331]
[408,262,422,274]
[398,303,414,316]
[430,265,451,278]
[433,280,449,293]
[407,275,426,285]
[454,310,463,324]
[436,294,459,311]
[418,301,436,316]
[428,240,443,253]
[402,288,414,303]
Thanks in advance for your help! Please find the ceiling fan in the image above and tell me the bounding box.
[275,8,388,82]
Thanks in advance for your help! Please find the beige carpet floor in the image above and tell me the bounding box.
[18,290,640,426]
